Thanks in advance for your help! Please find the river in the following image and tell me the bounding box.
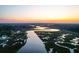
[18,31,47,53]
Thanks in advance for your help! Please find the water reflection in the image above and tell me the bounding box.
[18,28,61,53]
[18,31,47,53]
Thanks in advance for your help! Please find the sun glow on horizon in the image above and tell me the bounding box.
[0,5,79,23]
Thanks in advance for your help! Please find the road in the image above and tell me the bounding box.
[18,31,47,53]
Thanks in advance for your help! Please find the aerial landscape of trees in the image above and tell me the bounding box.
[35,30,79,53]
[0,23,79,53]
[0,23,28,53]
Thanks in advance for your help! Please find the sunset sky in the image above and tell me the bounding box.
[0,5,79,23]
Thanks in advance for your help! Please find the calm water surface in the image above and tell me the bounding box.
[18,31,47,53]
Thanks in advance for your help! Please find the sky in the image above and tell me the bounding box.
[0,5,79,23]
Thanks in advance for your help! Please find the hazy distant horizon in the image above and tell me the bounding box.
[0,22,79,24]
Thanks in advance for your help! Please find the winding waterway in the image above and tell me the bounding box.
[18,31,47,53]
